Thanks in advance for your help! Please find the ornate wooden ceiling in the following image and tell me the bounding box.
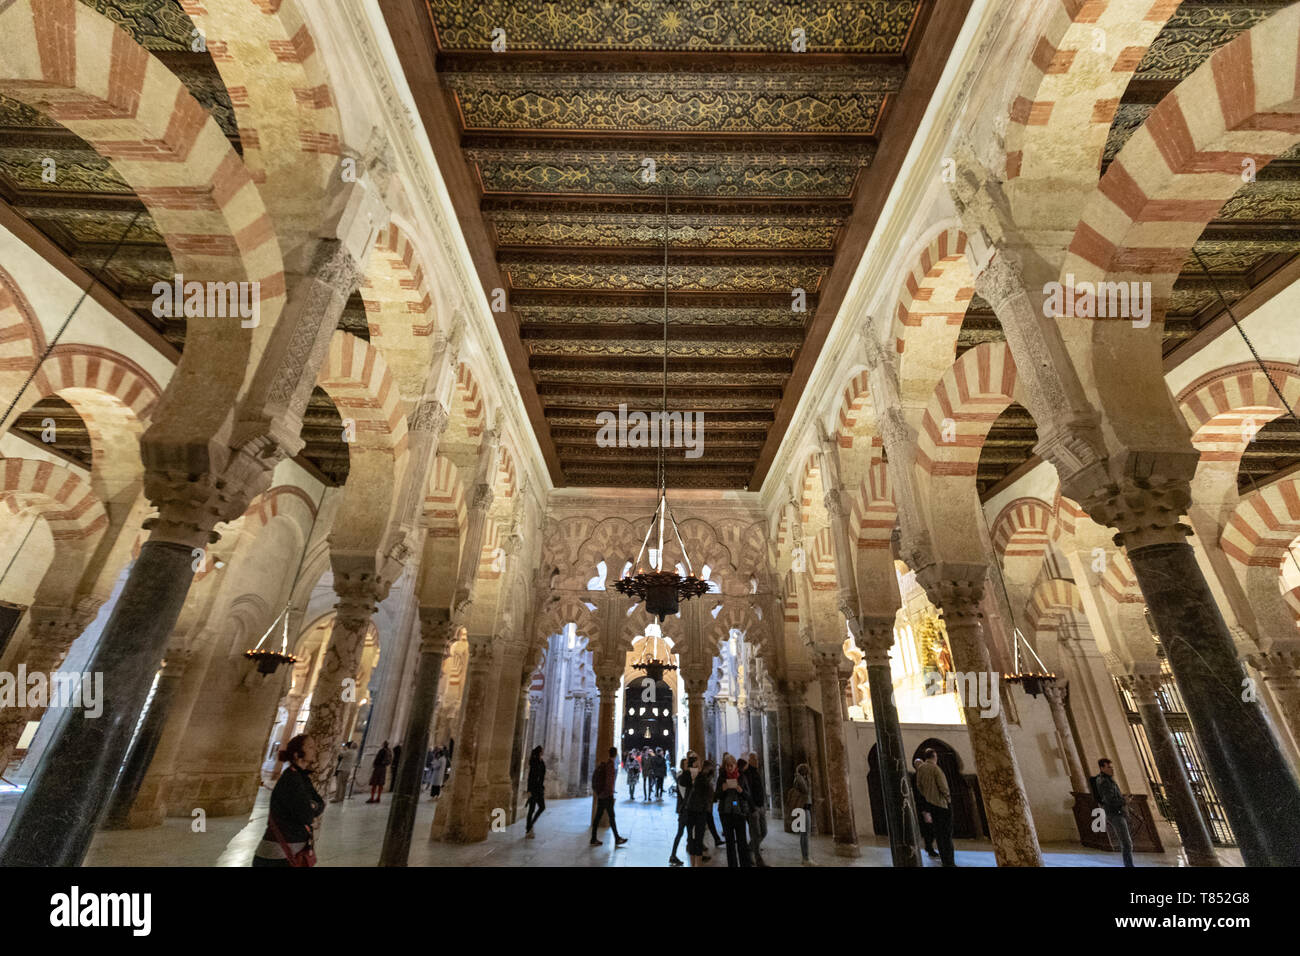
[389,0,967,489]
[0,0,353,486]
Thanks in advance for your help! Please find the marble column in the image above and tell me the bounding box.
[811,644,859,857]
[564,692,583,796]
[1042,682,1089,794]
[508,666,531,823]
[684,675,708,758]
[594,665,620,759]
[433,633,494,842]
[704,699,719,761]
[919,569,1043,866]
[0,601,101,771]
[477,638,528,834]
[0,467,268,867]
[378,610,452,866]
[1125,671,1221,867]
[100,650,189,829]
[855,619,923,866]
[1124,535,1300,866]
[303,570,384,798]
[1248,649,1300,754]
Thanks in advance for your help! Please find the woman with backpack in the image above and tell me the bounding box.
[714,754,752,867]
[252,734,324,867]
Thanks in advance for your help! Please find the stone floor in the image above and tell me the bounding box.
[60,782,1241,867]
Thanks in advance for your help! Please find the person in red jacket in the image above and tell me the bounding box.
[590,747,629,847]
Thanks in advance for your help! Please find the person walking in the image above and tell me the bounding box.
[332,740,356,804]
[792,762,814,865]
[591,747,629,847]
[253,734,324,867]
[716,755,752,867]
[428,747,447,800]
[685,757,716,867]
[915,748,955,866]
[1093,757,1135,867]
[367,741,392,803]
[912,757,938,859]
[654,748,667,799]
[744,751,768,866]
[525,746,547,838]
[643,748,653,801]
[669,756,692,866]
[625,748,640,801]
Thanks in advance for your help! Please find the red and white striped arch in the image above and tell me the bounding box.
[452,362,486,441]
[317,331,408,457]
[1178,361,1300,476]
[992,496,1057,560]
[1221,477,1300,571]
[361,222,440,396]
[1003,0,1178,193]
[891,227,974,406]
[0,457,107,544]
[0,0,286,411]
[180,0,341,250]
[1060,4,1300,455]
[1025,576,1085,634]
[916,341,1023,479]
[424,454,466,540]
[0,265,44,428]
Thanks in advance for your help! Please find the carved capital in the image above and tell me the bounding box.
[418,607,456,657]
[853,618,896,667]
[409,399,450,436]
[915,564,986,624]
[470,482,494,513]
[823,489,844,519]
[1076,472,1195,551]
[143,436,286,548]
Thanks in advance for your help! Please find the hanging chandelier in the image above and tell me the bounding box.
[632,628,679,682]
[244,606,300,675]
[1002,626,1056,698]
[614,192,708,622]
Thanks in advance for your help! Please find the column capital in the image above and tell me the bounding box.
[417,607,456,657]
[142,436,285,548]
[853,616,896,666]
[808,642,846,675]
[914,564,986,623]
[409,399,450,436]
[332,567,387,629]
[1246,647,1300,683]
[1068,457,1200,550]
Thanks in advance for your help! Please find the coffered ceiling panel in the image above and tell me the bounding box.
[393,0,964,488]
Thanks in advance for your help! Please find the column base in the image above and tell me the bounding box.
[833,841,861,858]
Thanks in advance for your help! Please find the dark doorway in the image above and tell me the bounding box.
[623,677,675,765]
[912,738,987,840]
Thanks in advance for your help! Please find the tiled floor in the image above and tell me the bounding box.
[72,783,1238,867]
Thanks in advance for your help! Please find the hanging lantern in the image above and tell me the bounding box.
[244,607,299,675]
[614,191,708,623]
[1003,627,1056,697]
[631,631,679,682]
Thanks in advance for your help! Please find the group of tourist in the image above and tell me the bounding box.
[624,747,668,800]
[670,750,776,867]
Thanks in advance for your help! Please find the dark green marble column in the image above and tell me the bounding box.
[1129,539,1300,866]
[379,612,451,866]
[0,540,197,865]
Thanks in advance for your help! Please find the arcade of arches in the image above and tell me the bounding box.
[0,0,1299,869]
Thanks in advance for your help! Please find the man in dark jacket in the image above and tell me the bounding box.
[590,747,629,847]
[1093,758,1134,866]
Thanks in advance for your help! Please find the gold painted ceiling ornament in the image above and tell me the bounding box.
[615,192,709,622]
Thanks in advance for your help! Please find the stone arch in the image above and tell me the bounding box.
[1061,4,1300,461]
[424,453,466,540]
[1178,361,1300,478]
[993,496,1055,572]
[536,593,602,647]
[0,264,45,427]
[20,344,164,505]
[451,361,487,441]
[834,366,873,447]
[361,220,440,397]
[703,598,764,650]
[0,0,286,442]
[1001,0,1178,216]
[1221,477,1300,649]
[1025,576,1085,635]
[891,226,974,406]
[183,0,342,253]
[0,456,108,602]
[916,342,1026,561]
[572,517,642,590]
[317,331,409,550]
